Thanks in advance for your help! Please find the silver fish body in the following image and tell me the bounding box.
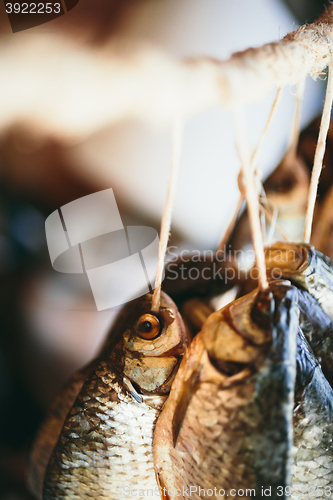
[43,361,161,499]
[296,288,333,387]
[29,291,190,499]
[292,329,333,499]
[154,282,299,500]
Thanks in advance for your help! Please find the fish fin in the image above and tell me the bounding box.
[171,367,200,447]
[156,471,171,500]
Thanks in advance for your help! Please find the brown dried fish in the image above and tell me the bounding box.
[29,291,190,500]
[154,281,298,500]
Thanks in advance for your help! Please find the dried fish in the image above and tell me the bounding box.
[292,329,333,498]
[154,281,298,500]
[29,291,190,500]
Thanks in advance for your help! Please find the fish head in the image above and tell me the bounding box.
[264,243,333,322]
[202,279,299,375]
[238,242,310,296]
[264,153,309,217]
[107,291,190,406]
[264,242,310,280]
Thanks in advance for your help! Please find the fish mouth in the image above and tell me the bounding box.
[265,242,309,276]
[202,289,268,376]
[123,375,168,410]
[123,376,144,403]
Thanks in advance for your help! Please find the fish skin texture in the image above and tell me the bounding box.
[43,358,159,499]
[154,283,299,500]
[29,291,189,500]
[292,329,333,499]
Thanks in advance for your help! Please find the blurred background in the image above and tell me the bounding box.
[0,0,330,497]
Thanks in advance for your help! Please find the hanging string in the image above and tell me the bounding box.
[303,52,333,243]
[218,87,282,251]
[252,87,283,168]
[151,119,183,313]
[259,203,289,241]
[287,78,306,159]
[234,107,269,291]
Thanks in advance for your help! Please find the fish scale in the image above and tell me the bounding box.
[154,283,298,500]
[292,330,333,499]
[163,353,261,497]
[43,359,159,499]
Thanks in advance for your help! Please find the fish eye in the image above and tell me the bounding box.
[136,313,161,340]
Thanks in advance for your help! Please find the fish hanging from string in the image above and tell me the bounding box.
[30,291,189,499]
[226,82,309,256]
[28,119,190,500]
[154,281,299,500]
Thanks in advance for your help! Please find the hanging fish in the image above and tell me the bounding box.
[28,291,190,500]
[292,329,333,497]
[154,281,298,500]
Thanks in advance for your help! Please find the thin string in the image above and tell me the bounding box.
[303,53,333,243]
[252,87,283,168]
[218,87,282,251]
[234,107,269,291]
[287,78,306,159]
[261,199,278,242]
[259,203,289,241]
[257,80,305,245]
[151,119,183,312]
